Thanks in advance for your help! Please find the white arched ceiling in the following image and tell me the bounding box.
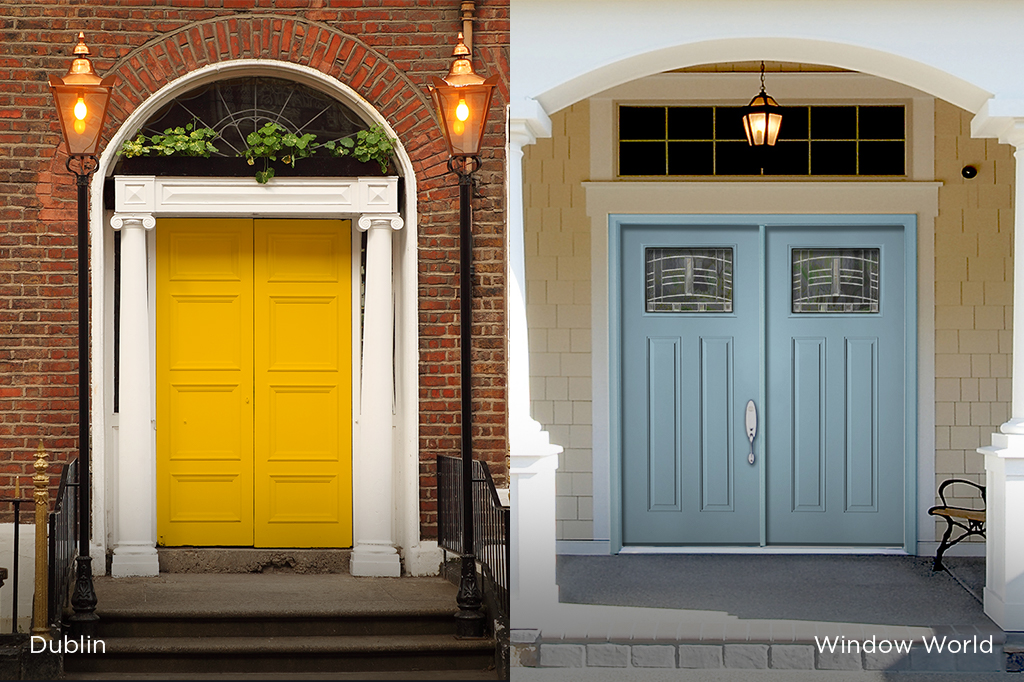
[511,0,1024,116]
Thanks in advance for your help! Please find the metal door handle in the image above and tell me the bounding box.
[745,400,757,465]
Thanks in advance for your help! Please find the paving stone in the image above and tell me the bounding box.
[957,650,1004,672]
[586,643,629,667]
[724,644,769,669]
[677,644,723,669]
[862,647,911,670]
[540,643,585,668]
[1007,651,1024,673]
[770,644,814,669]
[631,644,676,668]
[816,649,863,670]
[910,647,957,671]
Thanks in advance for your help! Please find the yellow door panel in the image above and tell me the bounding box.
[254,219,352,548]
[156,218,255,546]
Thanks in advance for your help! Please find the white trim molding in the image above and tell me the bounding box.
[115,176,399,216]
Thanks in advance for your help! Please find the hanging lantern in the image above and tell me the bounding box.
[742,61,783,147]
[48,33,115,157]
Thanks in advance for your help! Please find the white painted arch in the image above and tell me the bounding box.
[89,59,432,574]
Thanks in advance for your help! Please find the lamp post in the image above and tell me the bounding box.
[48,32,113,636]
[429,32,497,639]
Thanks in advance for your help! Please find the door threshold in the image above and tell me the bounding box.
[618,545,907,555]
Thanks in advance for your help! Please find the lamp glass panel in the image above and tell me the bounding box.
[433,83,493,157]
[53,85,110,156]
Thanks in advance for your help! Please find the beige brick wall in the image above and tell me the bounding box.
[523,102,594,540]
[932,99,1014,537]
[523,97,1014,544]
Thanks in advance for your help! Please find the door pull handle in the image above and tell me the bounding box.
[745,400,757,465]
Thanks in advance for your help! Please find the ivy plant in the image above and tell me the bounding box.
[241,121,318,184]
[323,125,395,173]
[119,122,219,158]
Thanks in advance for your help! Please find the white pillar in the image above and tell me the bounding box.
[110,213,160,578]
[509,102,563,624]
[351,213,404,577]
[979,130,1024,630]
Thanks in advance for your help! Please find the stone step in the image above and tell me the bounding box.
[64,634,495,674]
[92,609,457,639]
[156,548,352,574]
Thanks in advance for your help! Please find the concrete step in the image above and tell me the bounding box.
[64,634,495,674]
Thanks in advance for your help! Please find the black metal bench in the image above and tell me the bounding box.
[928,478,985,571]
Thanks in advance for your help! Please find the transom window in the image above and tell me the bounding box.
[619,105,905,177]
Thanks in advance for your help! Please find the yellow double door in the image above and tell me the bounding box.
[156,218,353,548]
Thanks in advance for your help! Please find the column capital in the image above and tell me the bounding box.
[110,213,156,231]
[971,99,1024,148]
[357,214,403,232]
[510,97,553,149]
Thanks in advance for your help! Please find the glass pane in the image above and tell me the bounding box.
[716,141,762,175]
[810,141,857,175]
[859,141,905,175]
[715,107,748,141]
[811,106,856,139]
[859,106,904,139]
[777,107,809,140]
[668,107,713,140]
[763,141,809,175]
[646,248,733,313]
[620,141,666,175]
[620,106,666,140]
[792,248,880,313]
[668,141,713,175]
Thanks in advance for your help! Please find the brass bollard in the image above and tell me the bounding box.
[32,442,49,640]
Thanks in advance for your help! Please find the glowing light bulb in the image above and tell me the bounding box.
[74,96,88,121]
[455,99,469,122]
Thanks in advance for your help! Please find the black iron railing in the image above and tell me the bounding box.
[437,455,509,616]
[2,497,28,633]
[48,458,78,629]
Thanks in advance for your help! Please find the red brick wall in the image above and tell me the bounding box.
[0,1,509,539]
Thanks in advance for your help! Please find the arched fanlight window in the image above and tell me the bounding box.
[114,76,374,175]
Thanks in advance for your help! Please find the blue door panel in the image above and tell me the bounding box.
[621,224,759,545]
[765,225,905,545]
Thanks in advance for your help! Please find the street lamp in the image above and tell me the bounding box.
[48,32,113,636]
[428,32,497,640]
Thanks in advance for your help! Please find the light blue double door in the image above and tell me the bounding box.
[620,218,910,546]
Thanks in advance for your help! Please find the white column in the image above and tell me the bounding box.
[509,103,563,624]
[351,213,404,577]
[979,129,1024,630]
[110,213,159,578]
